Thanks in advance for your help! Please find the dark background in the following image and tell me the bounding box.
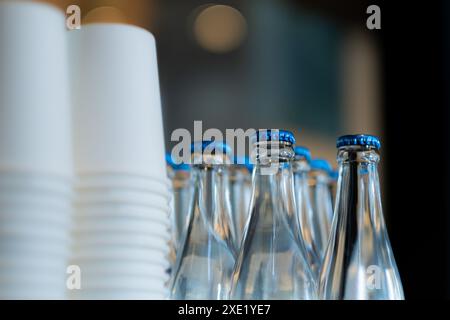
[379,0,448,299]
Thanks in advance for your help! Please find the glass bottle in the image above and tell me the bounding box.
[319,135,404,300]
[229,156,253,249]
[309,158,334,259]
[328,169,338,207]
[230,130,316,300]
[170,141,237,300]
[292,147,322,278]
[166,154,192,266]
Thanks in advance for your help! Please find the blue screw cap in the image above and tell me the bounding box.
[166,153,190,171]
[336,134,381,150]
[190,141,232,154]
[251,129,296,145]
[310,158,332,173]
[329,170,339,180]
[294,146,311,162]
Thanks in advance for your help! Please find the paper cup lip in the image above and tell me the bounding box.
[80,278,168,287]
[73,225,171,241]
[0,168,73,182]
[0,202,73,211]
[0,227,72,242]
[74,260,168,269]
[0,193,73,201]
[74,215,170,227]
[72,257,170,269]
[74,209,170,225]
[0,188,74,198]
[73,238,170,253]
[0,260,69,270]
[77,172,170,186]
[76,186,171,199]
[0,170,74,181]
[74,201,171,213]
[77,267,169,278]
[79,279,168,290]
[70,288,168,299]
[75,198,171,208]
[76,188,171,200]
[74,210,170,222]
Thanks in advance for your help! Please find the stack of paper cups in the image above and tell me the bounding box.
[70,24,170,299]
[0,2,73,299]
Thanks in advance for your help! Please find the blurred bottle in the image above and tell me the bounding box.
[170,141,237,300]
[328,169,339,207]
[309,158,334,259]
[230,130,316,300]
[229,156,253,249]
[319,135,404,300]
[166,154,192,267]
[292,147,321,278]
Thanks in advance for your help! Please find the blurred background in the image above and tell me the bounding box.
[40,0,449,299]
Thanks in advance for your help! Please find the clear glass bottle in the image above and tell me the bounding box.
[230,130,316,300]
[328,169,338,207]
[292,147,322,278]
[229,156,253,249]
[166,154,192,266]
[309,158,334,259]
[170,141,237,300]
[319,135,404,300]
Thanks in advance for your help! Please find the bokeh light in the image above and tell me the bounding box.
[193,5,247,54]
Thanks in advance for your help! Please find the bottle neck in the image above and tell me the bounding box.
[252,161,305,250]
[309,169,330,187]
[192,164,236,254]
[335,147,384,231]
[251,163,295,226]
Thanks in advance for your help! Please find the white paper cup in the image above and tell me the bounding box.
[73,236,170,256]
[77,173,170,191]
[70,24,166,178]
[0,193,73,210]
[76,188,170,205]
[74,203,171,223]
[0,285,66,300]
[0,206,72,227]
[0,254,69,270]
[74,210,170,229]
[74,213,169,231]
[72,247,169,267]
[0,223,72,243]
[79,274,167,290]
[0,2,73,177]
[0,236,70,258]
[70,288,167,300]
[73,221,170,241]
[0,270,65,284]
[74,260,169,278]
[0,172,73,196]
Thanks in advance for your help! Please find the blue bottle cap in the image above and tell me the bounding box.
[166,153,190,171]
[294,146,311,162]
[251,129,296,145]
[190,140,232,155]
[329,169,339,180]
[336,134,381,150]
[310,158,332,173]
[234,156,254,172]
